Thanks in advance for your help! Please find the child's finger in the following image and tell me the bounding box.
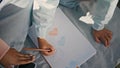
[18,57,35,65]
[95,36,101,43]
[19,55,34,61]
[101,36,109,47]
[42,49,55,56]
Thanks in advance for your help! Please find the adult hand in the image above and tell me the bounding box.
[0,48,35,68]
[37,38,55,56]
[92,28,112,47]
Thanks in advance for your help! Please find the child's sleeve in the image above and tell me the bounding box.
[0,39,10,60]
[32,0,59,38]
[92,0,118,30]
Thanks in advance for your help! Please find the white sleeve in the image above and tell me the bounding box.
[92,0,118,30]
[32,0,59,38]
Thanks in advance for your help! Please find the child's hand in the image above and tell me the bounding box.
[37,38,55,56]
[0,48,35,68]
[92,28,112,47]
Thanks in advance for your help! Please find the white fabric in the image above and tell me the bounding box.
[33,0,59,38]
[79,0,118,30]
[0,0,59,38]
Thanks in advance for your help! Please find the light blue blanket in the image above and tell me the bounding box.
[59,6,120,68]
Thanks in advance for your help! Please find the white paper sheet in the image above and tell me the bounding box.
[29,8,96,68]
[45,8,96,68]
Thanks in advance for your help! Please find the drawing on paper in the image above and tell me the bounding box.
[48,27,66,46]
[48,27,58,36]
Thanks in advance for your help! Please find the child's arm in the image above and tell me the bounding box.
[92,0,118,30]
[32,0,59,56]
[33,0,59,38]
[92,0,118,47]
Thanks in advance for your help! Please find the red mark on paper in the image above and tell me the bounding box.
[48,27,58,36]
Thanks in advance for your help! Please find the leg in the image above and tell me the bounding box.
[0,0,33,67]
[0,0,33,51]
